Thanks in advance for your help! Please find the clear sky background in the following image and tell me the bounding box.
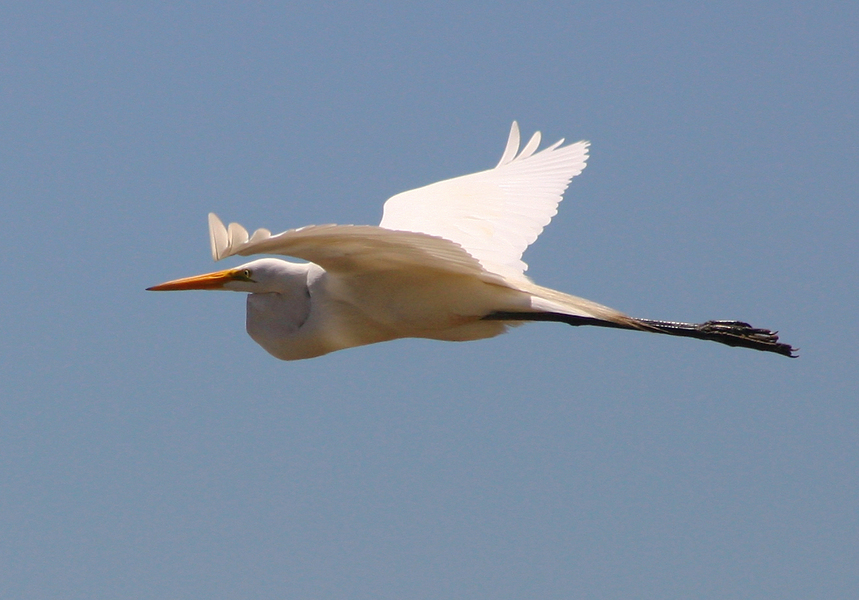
[2,2,856,599]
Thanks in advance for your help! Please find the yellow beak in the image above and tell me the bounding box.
[147,268,247,291]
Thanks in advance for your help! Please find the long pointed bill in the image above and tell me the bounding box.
[147,268,247,291]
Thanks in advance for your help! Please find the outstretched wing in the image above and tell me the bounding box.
[379,122,589,281]
[208,213,507,284]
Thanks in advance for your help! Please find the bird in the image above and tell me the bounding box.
[148,122,796,360]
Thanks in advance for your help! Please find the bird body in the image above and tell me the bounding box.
[149,123,795,359]
[204,254,626,361]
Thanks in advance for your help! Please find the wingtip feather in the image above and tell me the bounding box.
[518,131,542,160]
[208,213,228,261]
[496,121,521,167]
[227,221,249,250]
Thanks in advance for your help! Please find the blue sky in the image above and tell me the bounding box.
[2,2,857,599]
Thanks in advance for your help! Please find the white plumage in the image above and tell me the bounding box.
[150,123,795,360]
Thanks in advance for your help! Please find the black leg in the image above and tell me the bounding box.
[482,312,797,357]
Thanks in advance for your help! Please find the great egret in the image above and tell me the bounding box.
[149,122,796,360]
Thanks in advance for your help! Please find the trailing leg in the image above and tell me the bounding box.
[482,311,797,357]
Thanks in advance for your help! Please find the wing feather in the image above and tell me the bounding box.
[207,123,586,288]
[379,122,589,281]
[208,213,506,284]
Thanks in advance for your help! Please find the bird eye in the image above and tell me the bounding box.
[243,269,251,278]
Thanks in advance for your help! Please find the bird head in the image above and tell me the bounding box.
[147,258,306,294]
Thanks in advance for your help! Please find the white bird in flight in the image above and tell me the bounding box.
[149,122,795,360]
